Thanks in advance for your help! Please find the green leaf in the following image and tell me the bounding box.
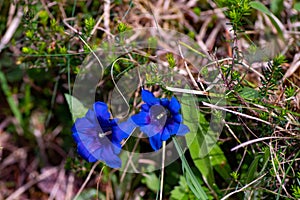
[170,176,195,200]
[249,1,283,38]
[239,87,259,100]
[64,94,88,121]
[181,95,214,186]
[141,173,160,192]
[76,188,105,200]
[209,145,231,181]
[0,70,23,125]
[270,0,284,15]
[246,156,260,183]
[260,147,270,173]
[173,137,208,200]
[181,94,231,187]
[294,2,300,11]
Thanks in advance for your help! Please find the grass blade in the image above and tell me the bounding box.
[173,137,208,200]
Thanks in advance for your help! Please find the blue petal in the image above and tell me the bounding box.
[71,102,124,168]
[141,90,159,105]
[166,121,180,135]
[93,102,112,132]
[111,125,130,145]
[141,104,150,112]
[77,142,97,162]
[72,132,81,143]
[99,147,122,168]
[141,124,163,137]
[161,127,170,141]
[72,110,99,133]
[94,102,110,119]
[73,132,97,144]
[115,119,136,137]
[149,133,163,151]
[173,114,182,123]
[176,124,190,136]
[168,97,180,115]
[85,109,98,122]
[91,143,122,168]
[160,98,169,107]
[131,112,150,126]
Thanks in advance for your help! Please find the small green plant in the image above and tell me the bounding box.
[117,22,129,33]
[166,53,176,69]
[215,0,252,32]
[292,185,300,198]
[230,171,240,182]
[259,54,286,100]
[285,86,296,98]
[84,17,95,36]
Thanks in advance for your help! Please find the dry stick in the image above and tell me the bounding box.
[202,101,294,135]
[269,143,291,198]
[6,168,57,200]
[104,0,111,35]
[96,166,106,200]
[200,58,264,80]
[0,146,3,162]
[66,173,75,200]
[120,133,145,182]
[58,2,67,19]
[33,126,48,165]
[165,86,208,95]
[0,7,23,53]
[7,2,16,26]
[88,14,104,41]
[49,164,66,200]
[224,121,241,144]
[73,160,101,200]
[177,43,201,90]
[205,22,222,50]
[63,17,83,35]
[159,141,166,200]
[231,136,295,151]
[224,147,247,198]
[220,173,267,200]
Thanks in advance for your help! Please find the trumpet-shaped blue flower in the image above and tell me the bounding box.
[72,102,130,168]
[131,90,190,151]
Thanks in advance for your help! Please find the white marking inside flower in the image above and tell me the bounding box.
[156,112,165,120]
[98,130,112,138]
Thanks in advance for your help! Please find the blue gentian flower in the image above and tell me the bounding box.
[131,90,190,151]
[72,102,129,168]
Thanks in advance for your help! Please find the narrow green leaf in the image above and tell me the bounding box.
[239,87,259,101]
[173,137,208,200]
[249,1,283,38]
[181,95,214,186]
[209,145,231,181]
[276,151,300,200]
[178,41,206,58]
[260,147,270,173]
[181,94,231,187]
[246,156,260,184]
[0,70,23,125]
[250,1,272,15]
